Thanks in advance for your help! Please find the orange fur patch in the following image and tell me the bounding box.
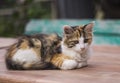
[51,54,72,68]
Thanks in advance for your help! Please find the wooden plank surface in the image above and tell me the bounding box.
[0,38,120,83]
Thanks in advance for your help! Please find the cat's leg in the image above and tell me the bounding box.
[23,62,49,70]
[60,59,78,70]
[77,61,88,68]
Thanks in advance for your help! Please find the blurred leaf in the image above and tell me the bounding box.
[0,1,51,37]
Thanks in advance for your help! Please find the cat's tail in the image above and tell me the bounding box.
[23,62,50,70]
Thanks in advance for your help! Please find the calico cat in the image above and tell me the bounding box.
[5,33,61,70]
[50,22,94,70]
[5,22,94,70]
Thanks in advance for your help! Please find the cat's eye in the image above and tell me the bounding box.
[84,39,89,43]
[74,41,79,44]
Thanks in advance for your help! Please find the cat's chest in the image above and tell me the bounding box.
[62,47,81,61]
[63,49,76,57]
[62,45,90,62]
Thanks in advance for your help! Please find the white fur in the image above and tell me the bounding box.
[12,48,40,64]
[73,37,88,52]
[61,59,78,70]
[77,61,87,68]
[61,36,91,69]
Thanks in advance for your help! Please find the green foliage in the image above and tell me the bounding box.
[28,2,51,19]
[0,1,51,37]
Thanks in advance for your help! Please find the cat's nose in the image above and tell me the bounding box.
[81,48,85,51]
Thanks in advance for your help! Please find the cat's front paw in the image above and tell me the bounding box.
[60,60,78,70]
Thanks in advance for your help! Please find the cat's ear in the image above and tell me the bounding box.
[63,25,73,34]
[84,21,94,32]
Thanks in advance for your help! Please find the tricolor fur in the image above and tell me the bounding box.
[5,34,61,70]
[5,22,94,70]
[50,22,94,70]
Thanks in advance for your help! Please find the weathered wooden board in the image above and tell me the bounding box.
[0,38,120,83]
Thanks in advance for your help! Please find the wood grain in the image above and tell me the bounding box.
[0,38,120,83]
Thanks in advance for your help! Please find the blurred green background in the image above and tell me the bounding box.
[0,0,51,37]
[0,0,120,39]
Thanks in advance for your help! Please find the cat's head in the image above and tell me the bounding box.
[62,22,94,53]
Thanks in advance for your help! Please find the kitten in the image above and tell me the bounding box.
[50,22,94,70]
[5,33,61,70]
[61,22,94,69]
[5,22,94,70]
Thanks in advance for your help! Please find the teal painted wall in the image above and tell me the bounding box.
[25,20,120,45]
